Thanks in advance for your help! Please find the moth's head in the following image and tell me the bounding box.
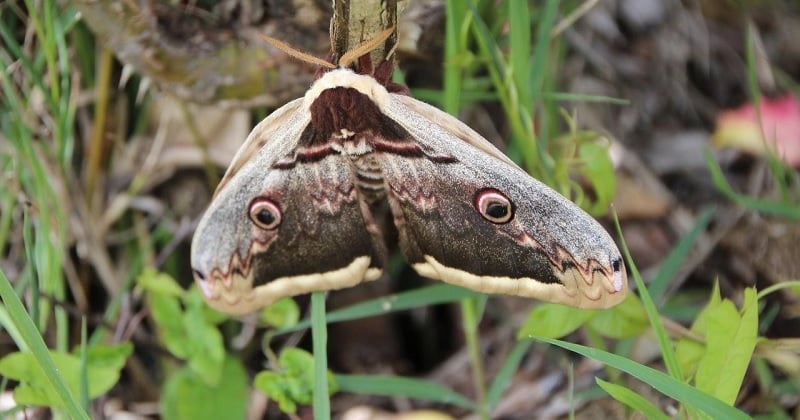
[303,68,392,112]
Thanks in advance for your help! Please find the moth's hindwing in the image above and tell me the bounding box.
[379,95,627,309]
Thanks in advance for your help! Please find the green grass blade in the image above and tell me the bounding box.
[311,291,330,420]
[443,0,467,115]
[508,0,531,107]
[460,296,488,417]
[465,0,510,109]
[79,318,89,412]
[22,213,39,330]
[648,209,714,305]
[529,0,559,105]
[705,151,800,219]
[335,374,476,410]
[0,20,47,99]
[533,337,750,420]
[0,305,27,351]
[744,23,761,119]
[614,214,683,381]
[276,284,478,335]
[542,91,629,105]
[465,0,549,182]
[0,269,88,419]
[485,339,533,412]
[596,377,669,420]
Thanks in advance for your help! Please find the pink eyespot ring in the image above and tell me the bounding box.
[474,188,514,224]
[248,197,282,230]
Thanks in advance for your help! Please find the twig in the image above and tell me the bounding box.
[331,0,398,68]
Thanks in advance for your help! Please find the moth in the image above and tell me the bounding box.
[190,34,627,316]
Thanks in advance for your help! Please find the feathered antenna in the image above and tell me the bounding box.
[259,27,395,71]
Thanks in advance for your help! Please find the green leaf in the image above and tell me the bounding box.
[675,337,705,382]
[254,371,298,414]
[695,288,758,405]
[587,295,649,339]
[136,268,186,297]
[161,356,248,420]
[0,352,61,406]
[675,283,722,380]
[577,141,616,215]
[253,348,337,415]
[0,349,129,407]
[260,297,300,330]
[186,285,228,325]
[0,269,87,418]
[335,374,476,410]
[596,378,669,420]
[532,337,750,420]
[184,303,225,386]
[79,342,133,373]
[517,304,595,339]
[281,348,337,398]
[150,293,189,359]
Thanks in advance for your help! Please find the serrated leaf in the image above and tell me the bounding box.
[281,348,336,400]
[675,283,724,380]
[280,348,314,374]
[253,371,297,414]
[161,356,248,420]
[675,338,705,381]
[253,348,337,414]
[587,294,649,339]
[695,288,758,404]
[517,303,595,339]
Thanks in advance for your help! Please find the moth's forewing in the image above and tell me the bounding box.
[380,95,627,309]
[190,97,384,315]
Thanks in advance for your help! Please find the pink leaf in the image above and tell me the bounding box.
[712,95,800,167]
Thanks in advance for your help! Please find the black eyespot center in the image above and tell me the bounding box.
[256,209,275,225]
[486,202,509,219]
[249,198,282,230]
[474,188,514,224]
